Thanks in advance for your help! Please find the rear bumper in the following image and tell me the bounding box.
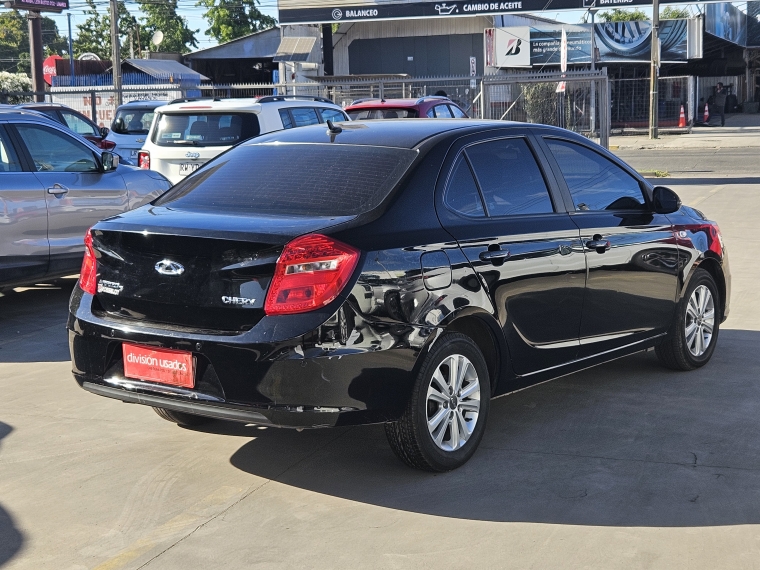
[68,289,432,428]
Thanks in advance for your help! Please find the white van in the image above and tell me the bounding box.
[138,96,349,184]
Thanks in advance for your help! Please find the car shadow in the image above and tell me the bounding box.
[0,422,23,567]
[218,329,760,527]
[0,280,75,364]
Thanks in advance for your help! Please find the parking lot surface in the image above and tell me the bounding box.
[1,155,759,569]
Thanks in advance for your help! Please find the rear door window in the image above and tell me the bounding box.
[465,138,554,217]
[432,105,454,118]
[545,138,646,211]
[347,109,417,120]
[152,112,260,146]
[288,108,321,128]
[60,110,100,137]
[445,154,484,217]
[449,105,467,118]
[155,142,419,217]
[318,108,348,122]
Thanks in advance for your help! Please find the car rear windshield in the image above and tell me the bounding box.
[152,112,260,147]
[112,107,158,134]
[347,108,418,120]
[154,142,419,216]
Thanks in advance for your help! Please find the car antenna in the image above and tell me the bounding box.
[326,120,343,135]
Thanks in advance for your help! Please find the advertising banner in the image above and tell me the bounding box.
[705,3,747,46]
[490,20,688,68]
[279,0,713,25]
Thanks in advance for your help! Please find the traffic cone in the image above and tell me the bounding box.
[703,103,710,124]
[678,105,686,128]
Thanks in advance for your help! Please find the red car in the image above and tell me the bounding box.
[345,96,469,120]
[16,103,116,150]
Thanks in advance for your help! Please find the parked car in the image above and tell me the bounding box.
[15,102,115,150]
[345,96,469,120]
[138,96,350,184]
[0,108,171,290]
[106,100,167,165]
[68,120,729,472]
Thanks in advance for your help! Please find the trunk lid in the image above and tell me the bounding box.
[91,206,354,333]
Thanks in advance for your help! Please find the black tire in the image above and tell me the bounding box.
[385,333,490,472]
[656,268,721,371]
[152,407,212,427]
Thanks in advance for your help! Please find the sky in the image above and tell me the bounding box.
[9,1,706,54]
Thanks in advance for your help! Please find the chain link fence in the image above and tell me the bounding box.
[611,76,692,131]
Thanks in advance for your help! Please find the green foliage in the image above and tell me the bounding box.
[197,0,276,44]
[661,7,690,19]
[138,0,198,54]
[523,83,558,126]
[0,10,68,74]
[74,0,145,60]
[598,9,648,22]
[0,71,33,99]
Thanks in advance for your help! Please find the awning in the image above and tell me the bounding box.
[273,36,317,63]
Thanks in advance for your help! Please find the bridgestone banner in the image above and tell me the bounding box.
[486,20,689,68]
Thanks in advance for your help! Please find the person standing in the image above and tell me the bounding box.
[714,83,727,127]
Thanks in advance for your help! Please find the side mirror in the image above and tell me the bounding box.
[652,186,681,214]
[100,126,110,138]
[101,151,119,172]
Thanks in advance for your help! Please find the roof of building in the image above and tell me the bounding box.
[123,59,209,81]
[185,27,282,60]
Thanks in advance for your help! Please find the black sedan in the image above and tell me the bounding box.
[68,120,730,471]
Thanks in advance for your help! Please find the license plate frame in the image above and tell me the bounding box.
[179,162,201,175]
[122,343,195,388]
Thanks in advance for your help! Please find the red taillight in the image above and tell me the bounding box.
[138,151,150,169]
[99,139,116,150]
[264,234,359,316]
[79,229,98,295]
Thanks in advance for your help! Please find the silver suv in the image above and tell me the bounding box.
[0,109,171,289]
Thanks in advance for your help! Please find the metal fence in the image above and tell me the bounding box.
[610,76,692,131]
[2,70,611,147]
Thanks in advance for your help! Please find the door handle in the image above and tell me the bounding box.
[479,250,511,263]
[47,184,69,196]
[585,238,611,254]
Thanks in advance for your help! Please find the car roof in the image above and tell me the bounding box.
[118,100,167,109]
[346,97,453,110]
[158,96,343,115]
[249,118,530,149]
[16,102,70,109]
[0,107,59,121]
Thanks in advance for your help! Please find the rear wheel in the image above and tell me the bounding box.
[152,407,212,427]
[385,333,490,472]
[656,268,721,371]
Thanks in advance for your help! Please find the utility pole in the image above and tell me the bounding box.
[67,12,75,85]
[28,11,44,102]
[590,6,597,135]
[110,0,123,106]
[649,0,660,139]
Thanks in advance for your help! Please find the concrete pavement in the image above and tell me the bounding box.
[611,113,760,150]
[1,157,759,569]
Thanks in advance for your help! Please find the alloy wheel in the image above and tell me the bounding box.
[685,284,715,357]
[426,354,481,452]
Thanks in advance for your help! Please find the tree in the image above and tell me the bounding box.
[197,0,276,44]
[74,0,144,60]
[0,10,69,74]
[661,7,690,19]
[598,9,648,22]
[138,0,198,54]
